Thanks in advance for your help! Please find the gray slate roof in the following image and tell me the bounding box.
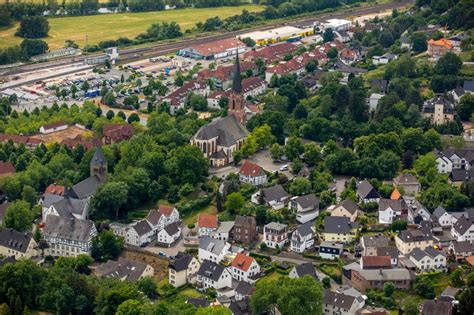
[362,235,390,248]
[293,194,319,209]
[293,262,317,279]
[187,298,210,308]
[0,228,33,253]
[295,221,314,237]
[42,193,65,208]
[338,199,359,215]
[422,96,455,114]
[234,215,255,227]
[376,246,398,259]
[355,268,413,281]
[398,227,433,243]
[193,115,248,147]
[197,259,226,281]
[453,215,473,235]
[451,240,474,254]
[199,236,227,255]
[169,252,193,272]
[324,216,357,234]
[90,146,106,168]
[394,173,420,186]
[357,180,379,200]
[235,281,254,296]
[324,291,355,309]
[421,299,452,315]
[96,258,149,282]
[132,220,153,236]
[51,197,88,218]
[43,216,95,242]
[379,198,408,212]
[68,175,102,199]
[262,185,288,202]
[433,206,447,219]
[164,222,180,236]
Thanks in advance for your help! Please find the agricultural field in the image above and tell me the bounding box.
[0,5,265,49]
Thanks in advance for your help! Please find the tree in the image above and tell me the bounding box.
[411,33,427,52]
[285,137,304,161]
[255,206,267,226]
[106,110,115,120]
[0,6,12,27]
[3,200,33,232]
[403,301,419,315]
[383,282,395,297]
[91,181,129,220]
[196,306,232,315]
[241,134,258,157]
[434,52,462,75]
[290,177,312,196]
[127,113,140,124]
[250,276,323,315]
[326,47,338,59]
[20,39,48,58]
[391,220,407,232]
[241,37,256,47]
[414,278,435,299]
[457,94,474,121]
[189,93,208,111]
[305,60,317,73]
[136,277,157,298]
[16,16,50,38]
[225,192,245,215]
[322,277,331,289]
[451,267,464,288]
[116,299,145,315]
[457,286,474,315]
[103,91,116,106]
[91,230,124,262]
[21,185,38,207]
[323,28,334,42]
[270,143,284,161]
[94,280,141,314]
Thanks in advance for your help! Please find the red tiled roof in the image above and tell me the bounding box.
[231,252,255,271]
[165,80,207,107]
[244,42,297,63]
[192,38,244,58]
[0,134,43,146]
[0,161,15,175]
[239,161,265,177]
[45,184,66,196]
[103,123,134,140]
[159,204,175,217]
[198,214,218,229]
[428,38,453,49]
[60,135,101,150]
[198,61,256,82]
[361,256,391,268]
[242,77,266,93]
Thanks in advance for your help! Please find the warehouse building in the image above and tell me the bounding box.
[238,26,314,46]
[178,38,245,60]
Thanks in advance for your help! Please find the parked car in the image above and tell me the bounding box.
[279,165,289,171]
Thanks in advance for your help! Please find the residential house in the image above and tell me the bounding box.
[43,216,97,257]
[239,161,267,186]
[230,253,261,283]
[376,247,399,266]
[241,77,267,99]
[233,215,257,244]
[408,247,446,272]
[252,185,289,210]
[42,197,89,223]
[146,204,180,233]
[196,259,232,290]
[449,240,474,258]
[198,236,230,263]
[395,228,433,255]
[449,169,474,187]
[289,194,320,224]
[435,148,474,173]
[440,287,460,302]
[96,258,154,282]
[319,242,344,260]
[198,61,257,90]
[0,134,43,150]
[372,53,398,65]
[346,265,413,293]
[323,289,366,315]
[378,199,410,225]
[0,161,15,177]
[360,235,390,256]
[368,93,384,112]
[187,298,210,309]
[356,180,380,204]
[289,262,318,280]
[234,281,254,301]
[163,80,209,113]
[451,215,474,242]
[190,115,248,167]
[393,173,421,196]
[197,214,219,237]
[427,38,453,59]
[422,96,455,125]
[39,121,68,134]
[211,221,234,242]
[433,206,452,227]
[263,222,288,249]
[0,228,37,259]
[290,221,315,253]
[169,252,201,288]
[370,79,388,94]
[102,123,134,144]
[330,199,359,222]
[157,222,181,245]
[323,216,358,243]
[421,299,453,315]
[360,256,392,270]
[340,48,360,65]
[126,220,154,247]
[243,42,297,64]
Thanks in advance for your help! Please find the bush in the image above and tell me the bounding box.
[178,196,211,216]
[260,243,268,251]
[187,223,195,229]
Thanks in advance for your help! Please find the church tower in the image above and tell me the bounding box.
[228,51,246,124]
[90,146,107,183]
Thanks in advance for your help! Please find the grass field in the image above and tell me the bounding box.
[0,5,265,49]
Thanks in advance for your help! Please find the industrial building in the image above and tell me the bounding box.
[178,38,245,60]
[322,18,352,31]
[31,47,81,62]
[238,26,314,46]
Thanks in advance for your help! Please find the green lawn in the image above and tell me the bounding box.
[256,272,285,285]
[0,5,265,49]
[183,205,218,225]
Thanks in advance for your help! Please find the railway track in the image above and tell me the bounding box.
[1,0,413,78]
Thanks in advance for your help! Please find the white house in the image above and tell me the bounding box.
[252,185,289,210]
[263,222,288,249]
[210,221,234,242]
[433,206,452,227]
[435,148,474,173]
[323,288,366,315]
[230,252,261,283]
[169,252,201,288]
[157,222,181,245]
[39,121,68,134]
[126,220,154,247]
[289,262,318,279]
[146,204,180,233]
[408,247,447,272]
[288,194,319,224]
[372,53,398,65]
[319,242,344,260]
[197,260,232,290]
[378,199,409,225]
[198,236,231,263]
[239,161,267,186]
[451,216,474,242]
[41,196,89,222]
[197,214,219,237]
[290,221,315,253]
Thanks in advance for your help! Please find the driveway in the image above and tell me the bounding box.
[146,225,189,258]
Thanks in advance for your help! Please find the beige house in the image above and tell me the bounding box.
[393,173,421,196]
[169,252,201,288]
[95,258,154,282]
[422,96,455,125]
[323,216,358,243]
[395,228,434,255]
[0,228,37,259]
[330,199,359,222]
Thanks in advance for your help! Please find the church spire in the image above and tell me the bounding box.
[232,50,242,94]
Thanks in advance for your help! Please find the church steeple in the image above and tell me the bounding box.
[232,51,242,94]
